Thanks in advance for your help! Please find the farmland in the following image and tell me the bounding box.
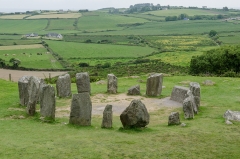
[26,13,82,19]
[46,19,76,30]
[0,14,28,19]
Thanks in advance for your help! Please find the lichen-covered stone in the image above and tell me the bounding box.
[190,82,201,108]
[146,73,163,96]
[183,96,194,119]
[76,72,91,94]
[127,85,140,95]
[69,93,92,126]
[168,112,180,125]
[170,86,189,103]
[18,76,31,106]
[120,99,149,128]
[40,84,56,120]
[107,74,117,94]
[101,105,113,128]
[224,110,240,121]
[56,74,71,97]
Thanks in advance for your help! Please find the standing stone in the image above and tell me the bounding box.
[190,82,201,109]
[146,73,163,96]
[168,112,180,125]
[101,105,113,128]
[170,86,189,103]
[128,85,140,95]
[40,84,56,120]
[26,76,41,116]
[69,92,92,126]
[107,74,117,94]
[185,90,198,114]
[18,76,31,106]
[183,96,194,119]
[76,72,91,94]
[56,74,71,97]
[120,99,149,128]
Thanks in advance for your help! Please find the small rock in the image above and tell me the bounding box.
[203,80,215,86]
[168,112,180,126]
[223,110,240,121]
[226,120,233,125]
[127,85,140,95]
[181,123,186,127]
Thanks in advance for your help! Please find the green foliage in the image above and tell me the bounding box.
[0,58,5,67]
[78,62,89,67]
[9,57,21,68]
[209,30,217,37]
[190,45,240,75]
[165,16,178,21]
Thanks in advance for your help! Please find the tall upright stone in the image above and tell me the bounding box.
[101,105,113,128]
[56,74,71,97]
[40,84,56,120]
[190,82,201,109]
[146,73,163,96]
[183,96,194,119]
[107,74,117,94]
[26,76,42,116]
[69,92,92,126]
[18,76,31,106]
[120,99,149,128]
[76,72,91,94]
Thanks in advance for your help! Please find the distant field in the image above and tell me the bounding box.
[219,32,240,44]
[46,19,76,30]
[0,35,22,39]
[27,13,82,19]
[0,19,47,34]
[145,9,225,17]
[47,40,155,59]
[0,44,44,50]
[80,20,240,35]
[124,14,165,21]
[0,47,63,69]
[78,13,149,32]
[0,14,27,19]
[0,39,42,46]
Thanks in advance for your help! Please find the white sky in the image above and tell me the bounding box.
[0,0,239,12]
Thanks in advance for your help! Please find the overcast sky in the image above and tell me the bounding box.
[0,0,239,12]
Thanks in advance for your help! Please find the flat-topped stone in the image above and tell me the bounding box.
[56,74,71,97]
[170,86,189,103]
[146,73,163,96]
[76,72,91,94]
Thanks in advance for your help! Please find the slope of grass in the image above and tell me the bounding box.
[0,75,240,158]
[46,19,76,30]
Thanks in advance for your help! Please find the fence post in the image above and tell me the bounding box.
[9,74,11,81]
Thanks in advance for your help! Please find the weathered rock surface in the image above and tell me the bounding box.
[185,90,198,114]
[101,105,113,128]
[69,93,92,126]
[76,72,91,94]
[120,99,149,128]
[40,84,56,120]
[107,74,118,94]
[168,112,180,125]
[128,85,140,95]
[223,110,240,121]
[190,82,201,108]
[26,76,42,116]
[170,86,189,103]
[183,96,194,119]
[146,73,163,96]
[56,74,71,97]
[18,76,31,106]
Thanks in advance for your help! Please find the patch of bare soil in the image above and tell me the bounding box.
[0,68,67,82]
[55,93,182,117]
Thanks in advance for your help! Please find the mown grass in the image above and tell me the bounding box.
[46,40,155,59]
[0,75,240,158]
[0,19,48,34]
[0,48,63,69]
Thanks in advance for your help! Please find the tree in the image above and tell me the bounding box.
[9,58,21,68]
[0,58,5,68]
[223,7,229,11]
[209,30,217,37]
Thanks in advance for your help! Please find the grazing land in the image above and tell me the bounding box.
[26,13,82,19]
[0,44,44,50]
[46,19,76,30]
[0,14,28,19]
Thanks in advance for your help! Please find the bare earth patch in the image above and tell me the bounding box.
[55,93,182,117]
[0,68,67,82]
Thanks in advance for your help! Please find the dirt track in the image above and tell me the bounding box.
[0,68,67,82]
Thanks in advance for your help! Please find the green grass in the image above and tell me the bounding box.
[0,19,48,34]
[145,9,226,17]
[0,35,22,40]
[47,40,156,59]
[47,19,76,30]
[219,32,240,44]
[0,48,63,69]
[123,14,165,21]
[0,75,240,158]
[0,39,42,46]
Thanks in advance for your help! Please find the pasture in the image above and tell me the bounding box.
[46,19,76,30]
[0,75,240,158]
[219,32,240,44]
[0,14,28,19]
[0,44,44,50]
[145,9,226,17]
[0,39,42,46]
[0,47,63,69]
[26,13,82,19]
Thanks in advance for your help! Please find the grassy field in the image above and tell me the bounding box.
[46,19,76,30]
[27,13,82,19]
[0,19,47,34]
[0,47,63,69]
[123,14,165,21]
[0,39,42,46]
[0,35,22,39]
[0,75,240,158]
[219,32,240,44]
[145,9,226,17]
[0,14,28,19]
[47,40,155,59]
[0,44,44,50]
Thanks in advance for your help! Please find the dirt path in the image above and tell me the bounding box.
[56,93,182,117]
[0,68,67,82]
